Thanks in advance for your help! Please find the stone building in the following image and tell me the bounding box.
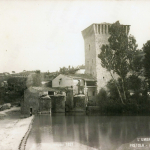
[52,74,97,111]
[52,74,96,98]
[82,22,130,92]
[21,87,66,116]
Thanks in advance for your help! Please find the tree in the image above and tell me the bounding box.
[143,40,150,90]
[26,70,41,87]
[97,88,108,106]
[59,66,78,74]
[98,21,138,104]
[32,70,41,86]
[127,75,142,92]
[106,79,120,101]
[127,36,143,76]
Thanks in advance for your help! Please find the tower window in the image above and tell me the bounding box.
[92,59,93,63]
[89,45,90,51]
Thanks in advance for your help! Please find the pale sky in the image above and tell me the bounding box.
[0,1,150,73]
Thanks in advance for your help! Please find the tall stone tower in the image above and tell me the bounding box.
[82,23,130,92]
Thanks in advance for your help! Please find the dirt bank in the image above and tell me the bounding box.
[0,107,34,150]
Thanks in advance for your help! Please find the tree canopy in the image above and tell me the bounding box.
[143,40,150,89]
[98,21,140,104]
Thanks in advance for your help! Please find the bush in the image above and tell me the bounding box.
[87,100,96,106]
[106,79,120,100]
[96,88,108,106]
[94,78,150,115]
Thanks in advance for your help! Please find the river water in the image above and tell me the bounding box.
[26,114,150,150]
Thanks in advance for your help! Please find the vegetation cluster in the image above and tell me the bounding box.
[97,21,150,115]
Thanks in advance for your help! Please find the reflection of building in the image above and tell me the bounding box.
[82,23,130,91]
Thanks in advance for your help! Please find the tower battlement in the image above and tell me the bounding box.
[82,23,130,38]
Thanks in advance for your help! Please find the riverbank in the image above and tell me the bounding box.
[0,107,34,150]
[86,105,150,116]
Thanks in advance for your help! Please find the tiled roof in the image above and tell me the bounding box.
[40,95,51,99]
[32,87,58,92]
[52,87,69,91]
[27,87,58,92]
[66,74,96,81]
[27,86,67,92]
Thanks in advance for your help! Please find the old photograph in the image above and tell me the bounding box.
[0,0,150,150]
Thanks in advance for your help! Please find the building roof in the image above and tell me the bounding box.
[27,86,67,93]
[51,87,69,91]
[40,95,51,99]
[27,86,59,92]
[65,74,96,81]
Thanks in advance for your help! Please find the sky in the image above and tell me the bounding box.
[0,0,150,73]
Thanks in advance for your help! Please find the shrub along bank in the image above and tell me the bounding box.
[88,87,150,116]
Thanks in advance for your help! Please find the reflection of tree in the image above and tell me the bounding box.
[52,116,67,142]
[34,116,42,144]
[27,115,150,150]
[87,117,100,148]
[73,116,88,147]
[65,116,75,141]
[98,117,150,150]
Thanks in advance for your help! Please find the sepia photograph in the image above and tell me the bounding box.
[0,0,150,150]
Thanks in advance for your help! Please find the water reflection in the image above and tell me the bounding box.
[26,115,150,150]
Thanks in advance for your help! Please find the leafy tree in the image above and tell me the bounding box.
[32,70,41,86]
[7,77,27,91]
[59,65,81,74]
[129,50,144,76]
[26,70,41,87]
[127,35,143,76]
[98,21,139,104]
[143,40,150,89]
[107,79,120,101]
[126,75,142,92]
[97,88,108,105]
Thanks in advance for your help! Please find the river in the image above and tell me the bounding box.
[26,114,150,150]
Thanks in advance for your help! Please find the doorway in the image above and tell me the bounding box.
[30,107,32,116]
